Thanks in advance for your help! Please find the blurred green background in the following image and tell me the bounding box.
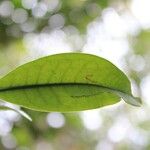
[0,0,150,150]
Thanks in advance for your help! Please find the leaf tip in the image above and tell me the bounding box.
[122,94,142,107]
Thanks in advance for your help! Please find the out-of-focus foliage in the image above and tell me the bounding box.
[0,0,150,150]
[0,0,107,44]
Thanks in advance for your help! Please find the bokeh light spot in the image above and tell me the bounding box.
[46,112,65,128]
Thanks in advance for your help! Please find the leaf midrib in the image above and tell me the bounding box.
[0,82,130,96]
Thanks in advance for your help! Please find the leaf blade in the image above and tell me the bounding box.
[0,53,141,112]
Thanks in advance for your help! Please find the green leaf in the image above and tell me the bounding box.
[0,53,141,112]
